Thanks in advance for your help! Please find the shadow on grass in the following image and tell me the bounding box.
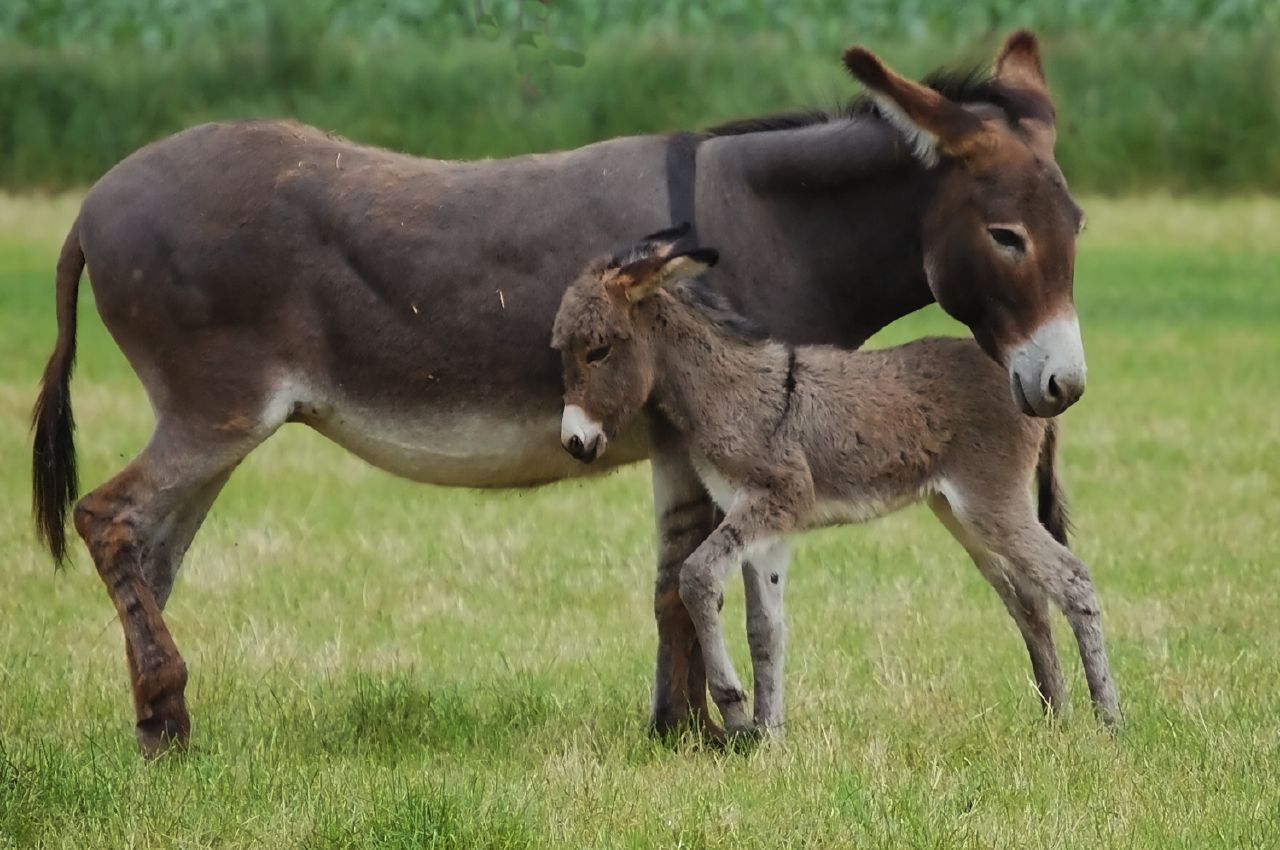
[248,669,565,763]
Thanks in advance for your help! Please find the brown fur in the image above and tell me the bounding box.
[554,234,1120,733]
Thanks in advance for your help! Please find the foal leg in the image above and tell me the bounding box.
[648,419,719,737]
[960,500,1121,728]
[680,488,799,735]
[742,541,788,734]
[1012,530,1120,727]
[929,495,1065,714]
[75,417,273,757]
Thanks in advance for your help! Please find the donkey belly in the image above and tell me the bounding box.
[305,399,648,488]
[692,450,930,530]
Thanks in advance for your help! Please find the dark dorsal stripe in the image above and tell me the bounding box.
[664,132,704,245]
[775,346,797,435]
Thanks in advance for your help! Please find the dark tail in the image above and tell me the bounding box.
[32,221,84,569]
[1036,421,1071,545]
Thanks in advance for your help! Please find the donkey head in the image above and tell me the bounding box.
[552,224,718,462]
[845,31,1086,416]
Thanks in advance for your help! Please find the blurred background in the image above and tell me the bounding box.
[2,0,1278,193]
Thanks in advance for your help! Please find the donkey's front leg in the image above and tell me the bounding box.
[680,495,793,735]
[648,418,719,737]
[742,540,789,735]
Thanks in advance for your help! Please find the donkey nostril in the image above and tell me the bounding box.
[1045,373,1062,400]
[567,434,583,455]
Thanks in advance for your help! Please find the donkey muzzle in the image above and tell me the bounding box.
[1009,312,1087,417]
[561,404,607,463]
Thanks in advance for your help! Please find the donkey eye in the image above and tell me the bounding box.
[988,226,1027,252]
[585,344,612,364]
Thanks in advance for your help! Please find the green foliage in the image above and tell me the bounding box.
[0,3,1277,190]
[3,0,1276,50]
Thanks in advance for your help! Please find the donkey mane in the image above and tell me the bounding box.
[670,279,769,345]
[706,67,1018,137]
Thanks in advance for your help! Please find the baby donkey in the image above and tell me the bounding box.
[552,226,1120,736]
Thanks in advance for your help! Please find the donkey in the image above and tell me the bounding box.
[552,226,1120,734]
[33,31,1089,755]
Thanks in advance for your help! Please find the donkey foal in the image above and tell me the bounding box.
[552,226,1120,736]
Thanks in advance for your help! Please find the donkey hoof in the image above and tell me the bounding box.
[649,711,727,749]
[135,720,189,759]
[648,700,692,738]
[750,721,785,742]
[135,695,190,759]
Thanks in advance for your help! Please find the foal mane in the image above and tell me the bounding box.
[706,67,1026,137]
[670,278,769,345]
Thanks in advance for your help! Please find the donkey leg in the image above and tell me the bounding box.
[929,496,1065,713]
[742,541,788,735]
[679,490,794,735]
[648,419,719,737]
[679,527,753,733]
[972,513,1121,728]
[142,469,234,610]
[75,420,271,757]
[1025,539,1120,727]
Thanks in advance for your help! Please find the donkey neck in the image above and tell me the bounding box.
[645,289,791,441]
[695,116,941,348]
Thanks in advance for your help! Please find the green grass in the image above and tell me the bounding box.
[1,193,1279,847]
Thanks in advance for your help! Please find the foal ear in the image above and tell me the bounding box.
[640,221,692,256]
[843,46,986,167]
[622,248,718,303]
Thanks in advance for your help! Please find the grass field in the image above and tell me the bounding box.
[1,193,1278,848]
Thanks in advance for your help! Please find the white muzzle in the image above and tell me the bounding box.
[1008,312,1087,417]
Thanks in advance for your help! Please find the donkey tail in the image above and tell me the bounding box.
[1036,420,1071,545]
[32,220,84,569]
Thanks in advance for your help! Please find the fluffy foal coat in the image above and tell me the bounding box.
[552,228,1120,734]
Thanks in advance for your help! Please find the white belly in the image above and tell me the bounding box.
[303,398,646,488]
[691,450,929,529]
[804,491,924,529]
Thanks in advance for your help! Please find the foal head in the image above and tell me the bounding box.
[845,31,1087,416]
[552,224,717,463]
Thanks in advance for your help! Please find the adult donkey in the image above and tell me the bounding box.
[32,31,1087,756]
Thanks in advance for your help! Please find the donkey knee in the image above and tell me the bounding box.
[72,493,105,544]
[73,492,140,565]
[1056,560,1103,619]
[678,565,720,614]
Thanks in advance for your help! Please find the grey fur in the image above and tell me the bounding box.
[554,243,1121,734]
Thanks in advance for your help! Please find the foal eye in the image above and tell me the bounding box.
[585,344,612,364]
[988,226,1027,253]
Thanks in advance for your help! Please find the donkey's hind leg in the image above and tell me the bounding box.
[950,496,1120,728]
[74,416,276,757]
[1005,527,1120,728]
[929,495,1066,715]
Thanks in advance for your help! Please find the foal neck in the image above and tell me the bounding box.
[646,286,791,439]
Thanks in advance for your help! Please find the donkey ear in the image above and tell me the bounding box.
[622,248,718,303]
[843,46,986,167]
[994,29,1049,96]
